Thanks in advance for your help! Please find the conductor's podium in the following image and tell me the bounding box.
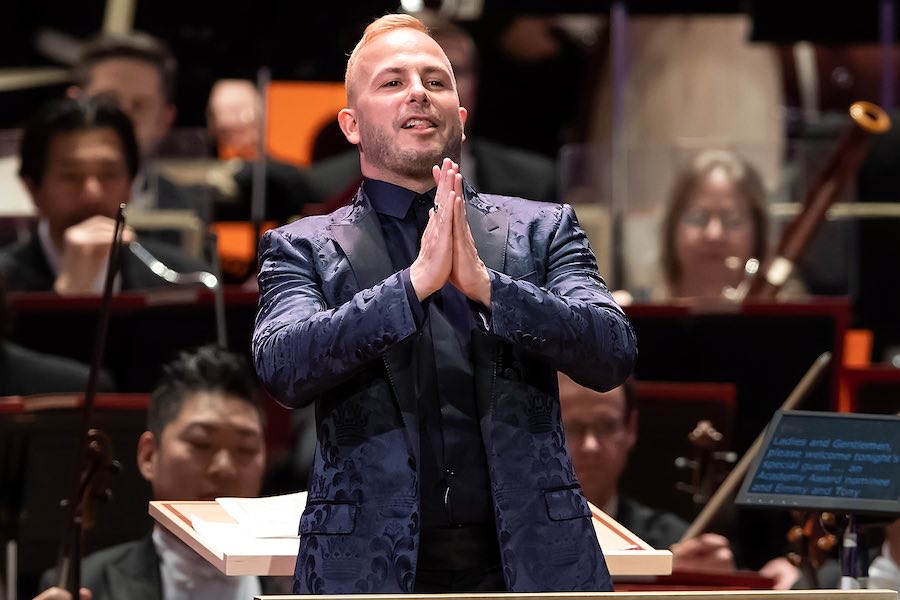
[149,496,672,579]
[151,501,900,599]
[148,498,900,599]
[256,593,897,600]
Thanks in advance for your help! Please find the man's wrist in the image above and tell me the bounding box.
[409,265,430,301]
[475,265,492,308]
[400,268,426,328]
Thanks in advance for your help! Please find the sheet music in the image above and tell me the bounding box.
[207,491,307,538]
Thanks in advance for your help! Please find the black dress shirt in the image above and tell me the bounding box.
[363,178,493,530]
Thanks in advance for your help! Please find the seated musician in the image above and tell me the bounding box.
[615,148,807,305]
[204,78,317,223]
[558,373,805,588]
[656,149,769,300]
[0,97,209,295]
[37,345,289,600]
[68,33,176,173]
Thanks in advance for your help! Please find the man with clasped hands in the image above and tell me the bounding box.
[252,13,636,594]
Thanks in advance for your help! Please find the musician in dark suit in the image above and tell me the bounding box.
[558,374,805,588]
[253,14,636,594]
[37,346,287,600]
[66,32,197,214]
[557,375,733,560]
[0,97,208,294]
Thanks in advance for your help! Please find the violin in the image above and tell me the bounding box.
[55,430,120,592]
[675,420,736,510]
[786,510,839,588]
[679,352,832,542]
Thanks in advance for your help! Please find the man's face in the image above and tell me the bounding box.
[138,391,265,501]
[340,28,467,187]
[559,379,637,509]
[82,58,174,157]
[26,128,132,240]
[206,79,260,158]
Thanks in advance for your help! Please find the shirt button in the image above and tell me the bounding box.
[503,367,521,381]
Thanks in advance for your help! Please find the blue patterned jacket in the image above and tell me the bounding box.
[252,183,637,594]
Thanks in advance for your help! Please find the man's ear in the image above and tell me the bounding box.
[625,409,638,452]
[337,108,360,145]
[21,177,38,199]
[162,104,177,133]
[65,85,81,100]
[136,431,158,483]
[459,106,468,144]
[22,176,47,215]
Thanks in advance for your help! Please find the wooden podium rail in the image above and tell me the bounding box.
[255,591,898,599]
[149,499,672,579]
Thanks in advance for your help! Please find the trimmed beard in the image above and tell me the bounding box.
[358,118,463,182]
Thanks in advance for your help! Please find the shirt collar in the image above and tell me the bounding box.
[153,524,261,598]
[37,219,60,275]
[363,177,436,219]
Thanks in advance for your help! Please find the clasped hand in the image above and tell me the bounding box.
[54,215,136,295]
[409,158,491,307]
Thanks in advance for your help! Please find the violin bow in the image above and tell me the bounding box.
[55,203,127,595]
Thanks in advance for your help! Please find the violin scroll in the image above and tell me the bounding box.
[675,420,737,507]
[56,429,120,592]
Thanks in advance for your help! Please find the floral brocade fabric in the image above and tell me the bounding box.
[253,185,637,593]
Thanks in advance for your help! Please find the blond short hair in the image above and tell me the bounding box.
[345,14,430,104]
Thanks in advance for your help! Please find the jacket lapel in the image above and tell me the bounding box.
[104,535,162,600]
[21,235,57,290]
[330,201,394,289]
[465,188,507,425]
[329,191,420,456]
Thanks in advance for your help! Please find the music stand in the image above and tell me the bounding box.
[737,410,900,589]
